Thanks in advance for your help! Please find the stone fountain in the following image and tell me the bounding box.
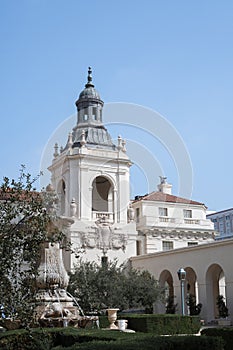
[35,242,98,328]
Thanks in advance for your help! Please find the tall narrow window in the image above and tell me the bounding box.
[136,208,140,223]
[136,240,142,255]
[83,108,88,121]
[92,107,97,120]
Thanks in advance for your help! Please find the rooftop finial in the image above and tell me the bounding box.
[159,176,167,184]
[85,66,94,88]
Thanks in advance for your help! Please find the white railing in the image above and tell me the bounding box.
[159,217,176,223]
[92,211,114,222]
[184,219,200,225]
[137,216,210,227]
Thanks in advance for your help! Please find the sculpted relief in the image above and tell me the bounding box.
[79,215,128,254]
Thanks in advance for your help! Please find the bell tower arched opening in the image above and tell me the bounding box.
[92,176,114,221]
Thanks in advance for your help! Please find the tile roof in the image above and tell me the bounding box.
[0,188,40,201]
[133,191,205,206]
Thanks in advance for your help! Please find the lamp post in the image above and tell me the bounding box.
[177,268,186,316]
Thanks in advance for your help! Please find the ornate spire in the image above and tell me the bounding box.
[85,66,94,88]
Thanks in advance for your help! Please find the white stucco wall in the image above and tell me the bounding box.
[130,238,233,323]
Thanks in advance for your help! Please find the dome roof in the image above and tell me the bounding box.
[79,86,100,100]
[77,67,101,101]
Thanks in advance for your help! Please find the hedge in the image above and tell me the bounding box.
[0,328,224,350]
[53,335,224,350]
[117,314,201,334]
[201,327,233,350]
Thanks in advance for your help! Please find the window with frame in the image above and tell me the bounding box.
[219,217,224,234]
[183,209,192,218]
[83,108,88,121]
[226,221,231,234]
[188,242,198,246]
[159,207,168,217]
[92,107,97,120]
[136,208,140,223]
[162,241,173,251]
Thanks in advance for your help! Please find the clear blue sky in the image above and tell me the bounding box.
[0,0,233,211]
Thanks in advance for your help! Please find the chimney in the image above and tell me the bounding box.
[157,176,172,195]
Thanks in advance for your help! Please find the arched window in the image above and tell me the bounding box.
[92,176,114,214]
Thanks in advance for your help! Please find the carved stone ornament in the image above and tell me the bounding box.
[127,205,135,222]
[36,242,69,290]
[80,215,128,254]
[70,198,77,217]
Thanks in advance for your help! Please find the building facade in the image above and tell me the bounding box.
[47,68,232,324]
[130,238,233,324]
[132,177,215,255]
[48,68,216,269]
[207,208,233,240]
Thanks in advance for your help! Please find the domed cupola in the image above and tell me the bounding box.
[78,67,101,100]
[75,67,104,126]
[72,67,115,150]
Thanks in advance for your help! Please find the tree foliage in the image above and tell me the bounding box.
[68,259,163,313]
[0,166,63,326]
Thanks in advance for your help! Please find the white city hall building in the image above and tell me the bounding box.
[48,68,233,324]
[49,68,138,269]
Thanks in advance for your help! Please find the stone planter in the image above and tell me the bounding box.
[107,308,119,329]
[117,319,128,331]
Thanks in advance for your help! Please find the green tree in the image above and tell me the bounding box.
[68,259,163,313]
[0,166,63,326]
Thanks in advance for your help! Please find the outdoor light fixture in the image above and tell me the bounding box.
[177,268,186,316]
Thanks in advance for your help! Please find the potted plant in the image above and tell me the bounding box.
[216,295,231,326]
[187,294,202,316]
[165,295,177,314]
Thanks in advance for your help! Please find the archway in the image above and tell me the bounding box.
[92,176,114,215]
[185,267,198,300]
[206,264,226,320]
[185,267,200,315]
[159,270,175,313]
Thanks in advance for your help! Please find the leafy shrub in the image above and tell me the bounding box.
[68,260,163,313]
[118,314,201,334]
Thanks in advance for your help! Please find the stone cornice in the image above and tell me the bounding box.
[130,237,233,261]
[144,228,214,241]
